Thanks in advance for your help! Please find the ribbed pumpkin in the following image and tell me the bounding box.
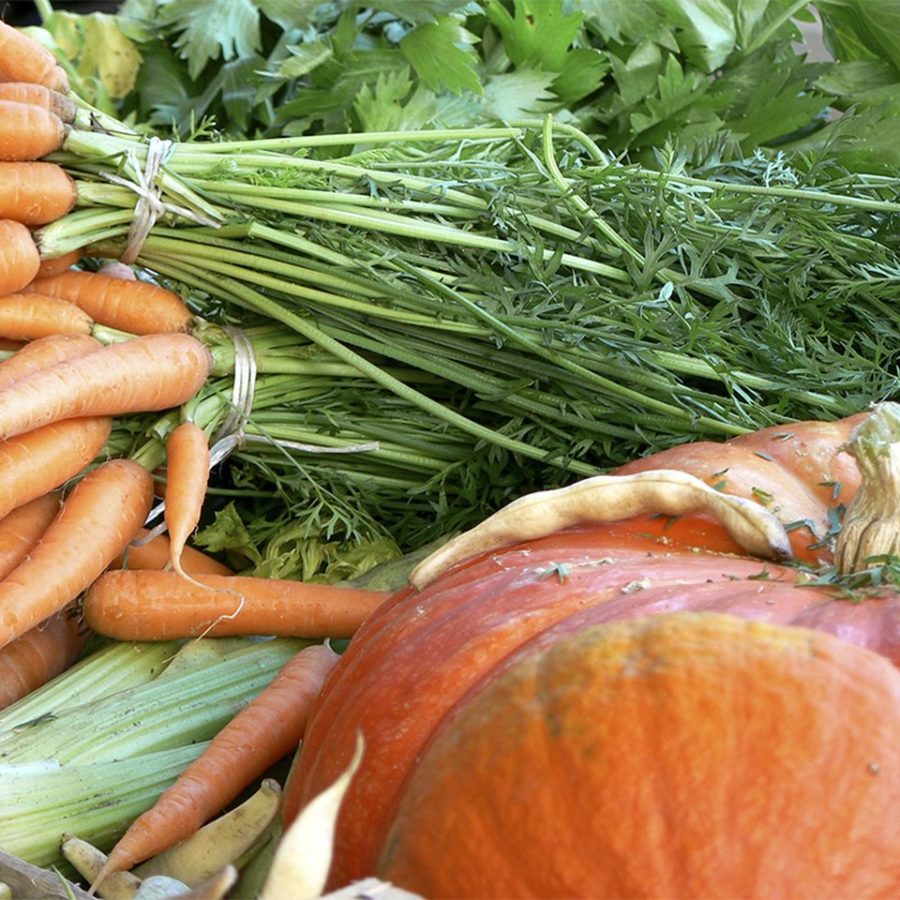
[379,613,900,897]
[283,404,900,895]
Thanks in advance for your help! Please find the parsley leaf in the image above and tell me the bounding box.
[157,0,261,79]
[400,16,482,95]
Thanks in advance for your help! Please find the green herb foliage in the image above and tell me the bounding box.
[54,120,900,575]
[32,0,900,170]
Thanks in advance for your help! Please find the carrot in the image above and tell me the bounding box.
[0,416,112,521]
[0,291,93,339]
[82,570,390,640]
[0,492,62,580]
[0,609,86,710]
[0,162,76,225]
[0,100,65,161]
[113,528,233,576]
[0,21,69,92]
[0,83,75,122]
[0,219,40,294]
[0,458,154,652]
[93,643,340,882]
[0,331,100,392]
[0,332,212,440]
[24,269,194,334]
[34,248,81,279]
[164,422,210,579]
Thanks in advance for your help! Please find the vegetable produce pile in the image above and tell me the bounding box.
[0,1,899,897]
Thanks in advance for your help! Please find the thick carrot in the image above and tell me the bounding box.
[0,21,69,92]
[0,219,40,294]
[0,332,212,440]
[35,248,81,279]
[0,609,86,710]
[0,332,100,392]
[0,417,112,521]
[94,643,339,881]
[0,492,62,580]
[0,291,93,339]
[0,83,75,122]
[0,458,154,652]
[0,100,65,161]
[0,162,76,225]
[25,269,194,334]
[82,570,390,640]
[113,528,233,576]
[165,422,210,579]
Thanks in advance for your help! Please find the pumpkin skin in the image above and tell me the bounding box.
[283,412,900,889]
[378,613,900,898]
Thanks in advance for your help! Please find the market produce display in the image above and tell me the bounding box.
[0,1,898,897]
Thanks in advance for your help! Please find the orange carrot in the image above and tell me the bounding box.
[0,416,112,521]
[164,422,210,579]
[34,248,81,279]
[0,83,75,122]
[94,643,340,882]
[0,291,93,339]
[113,528,233,576]
[0,332,212,440]
[0,331,100,392]
[0,162,76,225]
[0,458,154,652]
[24,269,194,334]
[82,570,390,640]
[0,22,69,92]
[0,608,86,710]
[0,100,65,161]
[0,492,62,580]
[0,219,40,294]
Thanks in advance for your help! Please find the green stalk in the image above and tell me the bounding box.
[0,641,179,730]
[1,744,208,866]
[0,639,305,763]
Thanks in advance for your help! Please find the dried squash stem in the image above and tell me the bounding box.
[409,468,792,589]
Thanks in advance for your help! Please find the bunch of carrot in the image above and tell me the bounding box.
[0,25,402,890]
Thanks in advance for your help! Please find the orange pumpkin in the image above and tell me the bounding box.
[379,613,900,897]
[283,406,900,895]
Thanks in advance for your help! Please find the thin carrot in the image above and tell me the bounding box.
[24,269,194,334]
[0,332,213,440]
[0,416,112,521]
[0,458,154,652]
[0,332,100,392]
[93,643,340,883]
[82,570,390,640]
[0,291,93,339]
[0,492,62,580]
[164,421,210,579]
[0,219,40,294]
[0,100,65,161]
[0,21,69,92]
[0,608,86,710]
[0,162,76,225]
[0,83,75,122]
[34,248,81,279]
[113,528,233,576]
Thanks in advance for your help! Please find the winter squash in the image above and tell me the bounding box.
[379,613,900,897]
[283,404,900,894]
